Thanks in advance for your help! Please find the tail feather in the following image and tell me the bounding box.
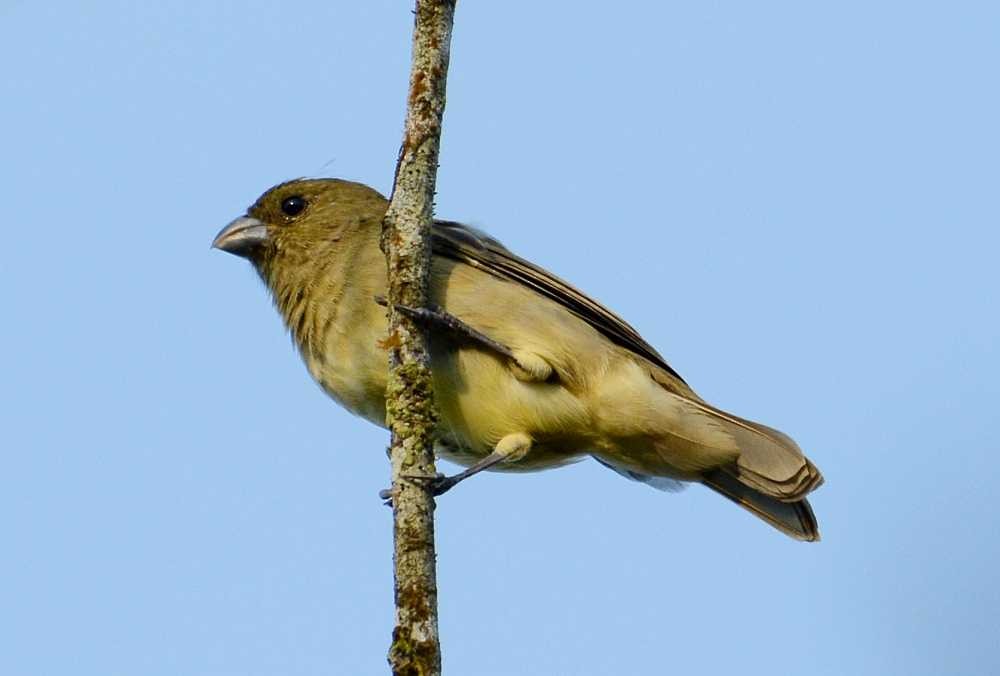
[703,470,820,541]
[690,402,824,502]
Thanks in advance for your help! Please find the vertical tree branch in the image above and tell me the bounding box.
[380,1,456,674]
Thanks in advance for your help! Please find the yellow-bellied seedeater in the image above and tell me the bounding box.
[213,178,823,540]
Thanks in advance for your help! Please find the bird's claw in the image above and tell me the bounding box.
[372,296,423,320]
[379,472,454,507]
[403,471,457,496]
[424,475,459,497]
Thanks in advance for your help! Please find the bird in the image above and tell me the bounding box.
[212,178,824,541]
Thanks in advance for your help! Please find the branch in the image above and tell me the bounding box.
[380,1,456,674]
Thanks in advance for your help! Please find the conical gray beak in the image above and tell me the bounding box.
[211,216,268,258]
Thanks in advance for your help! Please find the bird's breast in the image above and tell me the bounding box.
[301,323,389,428]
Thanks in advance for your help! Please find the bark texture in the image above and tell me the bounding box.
[381,1,456,674]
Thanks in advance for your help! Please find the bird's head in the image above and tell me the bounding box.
[212,178,388,276]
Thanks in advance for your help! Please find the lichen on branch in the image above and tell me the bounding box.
[380,2,457,675]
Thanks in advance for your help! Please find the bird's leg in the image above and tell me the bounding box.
[379,433,533,503]
[426,433,533,496]
[373,296,553,382]
[375,295,515,359]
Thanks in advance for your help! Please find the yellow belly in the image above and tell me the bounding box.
[430,346,593,471]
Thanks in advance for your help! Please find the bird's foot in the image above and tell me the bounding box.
[373,296,516,360]
[378,472,454,507]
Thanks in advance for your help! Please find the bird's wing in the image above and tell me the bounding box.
[431,220,689,386]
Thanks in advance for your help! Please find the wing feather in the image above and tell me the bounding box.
[432,221,688,384]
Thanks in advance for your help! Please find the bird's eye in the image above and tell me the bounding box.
[280,196,307,217]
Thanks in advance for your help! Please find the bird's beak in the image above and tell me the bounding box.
[211,216,268,258]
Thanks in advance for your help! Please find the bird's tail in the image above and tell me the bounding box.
[595,386,825,540]
[691,403,823,541]
[702,469,820,541]
[694,403,824,501]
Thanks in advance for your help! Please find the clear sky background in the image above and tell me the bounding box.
[3,2,998,675]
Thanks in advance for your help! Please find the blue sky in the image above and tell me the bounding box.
[2,2,998,674]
